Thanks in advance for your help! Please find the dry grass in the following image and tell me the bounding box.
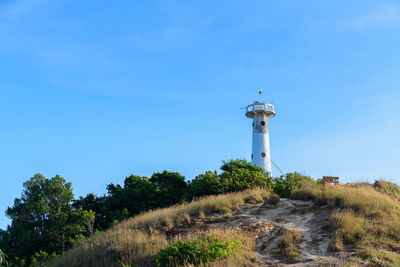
[275,229,302,263]
[122,187,271,233]
[51,188,272,267]
[374,180,400,202]
[292,183,400,266]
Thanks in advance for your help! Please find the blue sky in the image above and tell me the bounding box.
[1,0,400,229]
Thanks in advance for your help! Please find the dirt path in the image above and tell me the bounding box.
[169,198,351,266]
[237,198,348,266]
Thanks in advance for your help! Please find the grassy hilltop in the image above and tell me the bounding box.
[2,161,400,266]
[50,181,400,267]
[51,188,272,267]
[293,181,400,265]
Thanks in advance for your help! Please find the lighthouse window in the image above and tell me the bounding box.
[251,154,253,159]
[261,152,266,157]
[261,121,265,126]
[252,122,254,127]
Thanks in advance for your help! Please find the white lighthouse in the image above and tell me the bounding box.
[245,89,275,177]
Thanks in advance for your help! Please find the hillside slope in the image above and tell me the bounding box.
[51,188,272,267]
[292,182,400,266]
[52,182,400,266]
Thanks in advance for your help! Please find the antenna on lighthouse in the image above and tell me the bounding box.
[259,88,263,101]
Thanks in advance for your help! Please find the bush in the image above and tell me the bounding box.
[30,251,58,266]
[189,159,274,198]
[189,171,222,197]
[0,249,7,266]
[156,234,241,266]
[274,172,314,198]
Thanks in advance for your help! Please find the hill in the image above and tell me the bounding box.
[51,188,272,267]
[292,181,400,266]
[50,181,400,266]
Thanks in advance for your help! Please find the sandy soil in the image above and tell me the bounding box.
[168,198,354,266]
[237,198,352,266]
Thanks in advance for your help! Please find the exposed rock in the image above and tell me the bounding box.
[166,198,355,266]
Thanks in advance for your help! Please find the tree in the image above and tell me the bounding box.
[80,209,96,236]
[75,172,189,232]
[189,159,274,197]
[273,172,314,198]
[189,171,222,197]
[73,194,109,231]
[220,159,265,173]
[103,175,158,225]
[0,230,10,262]
[3,174,94,262]
[150,171,187,207]
[0,248,7,266]
[219,159,274,192]
[120,175,157,214]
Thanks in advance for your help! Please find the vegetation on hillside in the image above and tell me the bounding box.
[292,183,400,266]
[275,229,302,263]
[273,172,314,198]
[374,180,400,201]
[51,188,271,267]
[52,177,400,266]
[156,234,242,266]
[0,249,7,266]
[2,157,400,266]
[189,160,273,197]
[0,174,95,266]
[0,159,274,266]
[73,159,273,232]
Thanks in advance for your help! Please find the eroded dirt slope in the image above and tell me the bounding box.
[241,198,351,266]
[169,198,353,266]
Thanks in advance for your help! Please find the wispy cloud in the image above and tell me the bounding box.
[344,4,400,30]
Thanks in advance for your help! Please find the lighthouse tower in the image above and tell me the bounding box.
[245,89,275,177]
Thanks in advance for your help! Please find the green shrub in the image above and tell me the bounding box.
[274,172,314,198]
[190,159,274,198]
[156,234,242,266]
[189,171,222,197]
[0,249,7,266]
[30,250,58,266]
